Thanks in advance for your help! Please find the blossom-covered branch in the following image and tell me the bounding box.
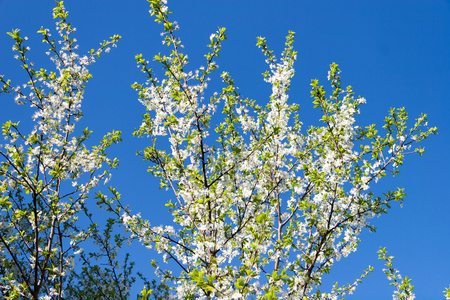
[0,2,126,299]
[126,1,439,299]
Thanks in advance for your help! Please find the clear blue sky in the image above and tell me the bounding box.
[1,0,449,298]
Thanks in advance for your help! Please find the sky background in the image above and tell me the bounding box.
[1,0,449,298]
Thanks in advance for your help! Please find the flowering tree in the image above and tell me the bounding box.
[117,0,444,299]
[1,1,448,300]
[0,2,134,299]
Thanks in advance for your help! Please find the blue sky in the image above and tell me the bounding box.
[1,0,449,298]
